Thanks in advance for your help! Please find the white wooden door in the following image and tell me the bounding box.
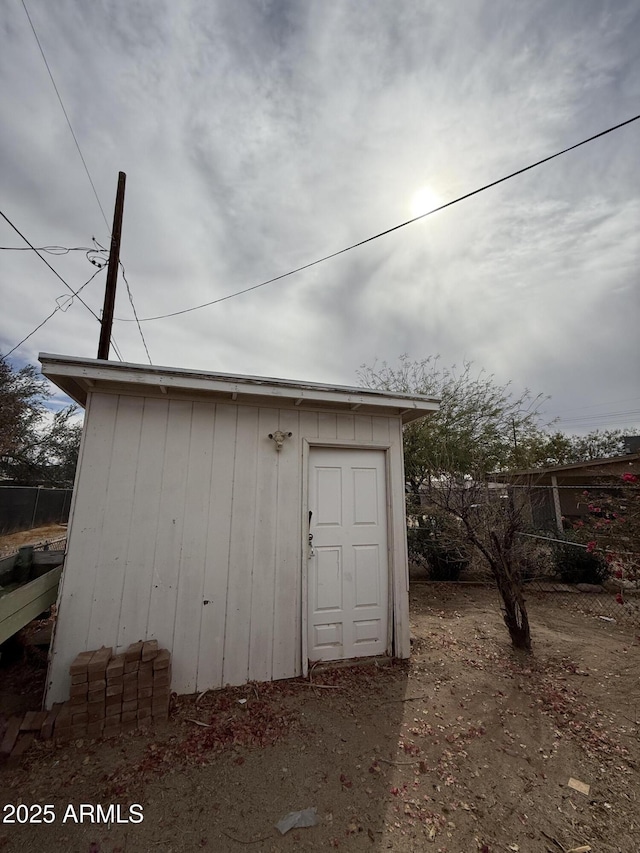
[308,447,389,661]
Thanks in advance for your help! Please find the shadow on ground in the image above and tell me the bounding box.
[1,584,639,852]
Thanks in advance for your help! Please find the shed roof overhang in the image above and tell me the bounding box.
[39,354,439,424]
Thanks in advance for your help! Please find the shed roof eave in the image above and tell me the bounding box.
[39,354,439,422]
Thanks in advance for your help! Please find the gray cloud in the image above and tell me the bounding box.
[1,0,638,434]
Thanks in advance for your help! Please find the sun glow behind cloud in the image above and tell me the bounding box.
[409,185,444,218]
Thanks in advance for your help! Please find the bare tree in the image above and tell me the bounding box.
[424,478,532,651]
[358,356,540,652]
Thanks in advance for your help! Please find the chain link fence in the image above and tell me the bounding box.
[30,536,67,553]
[524,577,640,627]
[408,526,640,628]
[410,575,640,628]
[0,486,72,535]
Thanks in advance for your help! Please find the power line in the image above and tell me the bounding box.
[19,2,149,362]
[553,396,640,416]
[5,235,151,362]
[90,237,152,364]
[1,244,108,272]
[0,209,124,361]
[0,239,151,361]
[1,213,101,319]
[558,425,640,432]
[1,266,105,359]
[120,263,152,365]
[0,245,95,254]
[556,411,640,426]
[20,0,111,235]
[558,424,640,432]
[117,112,640,323]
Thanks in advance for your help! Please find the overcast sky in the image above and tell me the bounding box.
[1,0,638,434]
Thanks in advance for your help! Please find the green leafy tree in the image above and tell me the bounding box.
[518,429,629,468]
[357,355,549,494]
[0,357,81,487]
[562,430,628,462]
[358,355,546,652]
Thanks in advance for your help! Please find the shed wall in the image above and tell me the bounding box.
[46,392,408,705]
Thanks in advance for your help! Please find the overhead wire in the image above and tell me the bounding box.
[120,263,152,365]
[3,233,152,362]
[553,396,640,415]
[0,245,95,254]
[115,112,640,323]
[1,245,109,271]
[556,410,640,425]
[555,421,639,431]
[20,0,151,363]
[0,209,124,361]
[91,238,153,365]
[20,0,111,236]
[1,266,106,359]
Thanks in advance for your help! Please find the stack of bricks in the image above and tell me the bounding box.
[0,643,171,762]
[53,641,171,742]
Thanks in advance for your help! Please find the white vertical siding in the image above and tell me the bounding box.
[354,416,374,442]
[336,413,355,440]
[87,395,144,649]
[318,412,338,439]
[146,400,193,651]
[248,409,279,682]
[172,401,216,694]
[197,404,237,689]
[117,398,168,650]
[298,410,319,440]
[49,393,118,667]
[46,393,411,705]
[389,417,411,658]
[272,408,301,679]
[222,406,259,685]
[371,416,390,443]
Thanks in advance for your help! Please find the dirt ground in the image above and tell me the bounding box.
[0,524,67,557]
[1,585,639,853]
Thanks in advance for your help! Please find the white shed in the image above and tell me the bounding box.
[39,354,438,707]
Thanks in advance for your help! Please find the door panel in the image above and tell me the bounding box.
[308,447,388,661]
[353,545,381,607]
[353,468,379,525]
[316,468,342,525]
[353,619,380,644]
[315,546,343,610]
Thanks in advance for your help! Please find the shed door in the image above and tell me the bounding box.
[308,447,389,661]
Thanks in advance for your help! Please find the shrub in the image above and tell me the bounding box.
[551,534,610,585]
[407,517,469,581]
[517,532,553,581]
[576,474,639,586]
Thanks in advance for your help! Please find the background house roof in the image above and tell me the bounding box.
[492,453,640,478]
[39,353,440,424]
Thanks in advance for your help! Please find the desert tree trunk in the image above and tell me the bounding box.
[489,531,531,651]
[428,478,533,653]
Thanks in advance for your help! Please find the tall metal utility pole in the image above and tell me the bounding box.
[97,171,126,360]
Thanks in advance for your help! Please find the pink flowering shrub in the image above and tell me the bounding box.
[576,472,640,593]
